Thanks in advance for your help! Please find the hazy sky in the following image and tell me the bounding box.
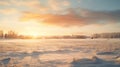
[0,0,120,36]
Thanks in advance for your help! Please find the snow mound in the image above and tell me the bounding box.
[71,56,103,64]
[71,56,120,67]
[116,57,120,64]
[0,58,11,66]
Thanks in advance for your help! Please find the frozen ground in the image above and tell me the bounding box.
[0,39,120,67]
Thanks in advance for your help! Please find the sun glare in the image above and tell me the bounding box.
[21,31,40,38]
[29,32,40,38]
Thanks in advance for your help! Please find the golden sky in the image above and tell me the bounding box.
[0,0,120,36]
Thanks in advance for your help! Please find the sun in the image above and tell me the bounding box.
[30,32,40,38]
[21,31,40,38]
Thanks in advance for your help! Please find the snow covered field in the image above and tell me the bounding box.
[0,39,120,67]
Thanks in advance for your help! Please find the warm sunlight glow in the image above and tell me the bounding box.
[31,33,39,38]
[0,0,119,39]
[0,0,120,66]
[27,32,40,38]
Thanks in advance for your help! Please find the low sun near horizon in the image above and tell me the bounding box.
[0,0,120,36]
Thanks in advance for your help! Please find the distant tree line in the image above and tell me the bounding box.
[0,30,120,39]
[0,30,4,38]
[0,30,89,39]
[42,35,88,39]
[92,32,120,38]
[0,30,32,39]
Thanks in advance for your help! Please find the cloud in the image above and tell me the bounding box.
[13,0,40,8]
[0,0,45,14]
[79,9,120,23]
[0,0,120,27]
[20,11,88,27]
[0,0,71,14]
[0,0,40,8]
[0,8,18,15]
[0,1,10,6]
[20,8,120,27]
[48,0,70,11]
[62,0,70,6]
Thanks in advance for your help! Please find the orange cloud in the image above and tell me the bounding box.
[20,11,91,27]
[20,8,120,27]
